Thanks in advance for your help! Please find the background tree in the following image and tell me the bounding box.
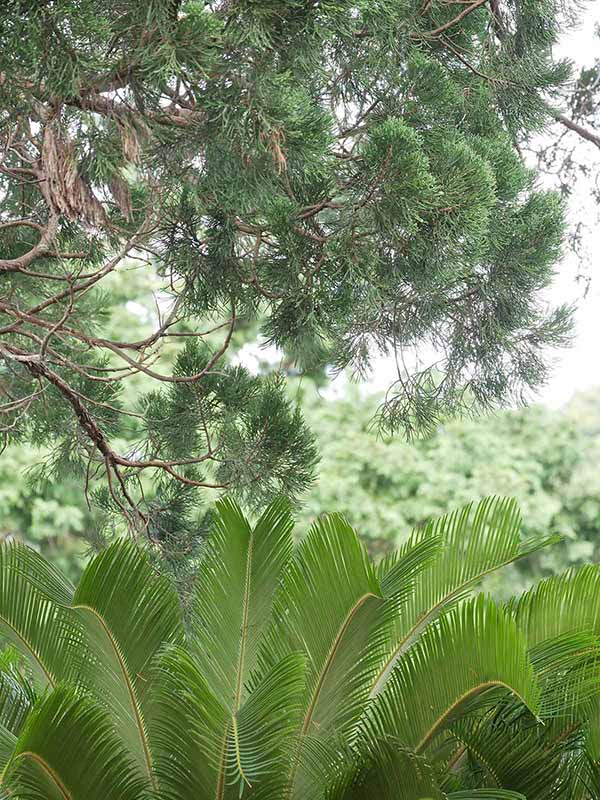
[3,267,600,590]
[299,384,600,592]
[0,0,580,550]
[0,443,92,577]
[6,374,600,590]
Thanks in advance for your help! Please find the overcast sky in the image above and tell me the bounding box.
[533,6,600,407]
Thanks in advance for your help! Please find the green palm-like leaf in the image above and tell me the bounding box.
[0,669,34,771]
[154,497,300,798]
[508,567,600,793]
[440,628,600,798]
[190,497,294,706]
[227,652,306,797]
[153,645,306,800]
[265,513,440,799]
[362,596,540,755]
[0,652,36,737]
[0,543,78,688]
[584,695,600,762]
[327,743,444,800]
[0,651,37,771]
[511,565,600,647]
[0,725,16,780]
[369,497,555,697]
[4,686,147,800]
[0,496,593,799]
[70,538,184,789]
[152,645,230,799]
[570,751,600,800]
[530,631,600,719]
[447,713,582,799]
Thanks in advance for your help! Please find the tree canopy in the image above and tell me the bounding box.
[6,380,600,591]
[0,0,581,547]
[299,386,600,592]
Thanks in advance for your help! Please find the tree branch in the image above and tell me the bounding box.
[555,113,600,150]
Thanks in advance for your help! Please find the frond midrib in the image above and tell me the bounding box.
[0,613,55,688]
[72,603,156,791]
[227,530,255,793]
[415,681,533,754]
[370,553,531,698]
[12,751,71,800]
[285,590,380,799]
[301,591,379,736]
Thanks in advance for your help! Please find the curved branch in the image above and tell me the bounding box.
[555,113,600,150]
[0,213,59,273]
[416,0,489,38]
[0,344,227,485]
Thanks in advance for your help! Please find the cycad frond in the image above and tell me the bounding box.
[530,631,600,718]
[229,652,306,798]
[0,543,79,688]
[0,497,592,799]
[511,565,600,647]
[362,596,540,755]
[509,566,600,765]
[154,498,299,799]
[0,725,16,778]
[268,515,441,798]
[4,686,148,800]
[326,743,444,800]
[153,646,306,800]
[446,713,582,799]
[190,497,294,707]
[369,497,553,697]
[0,666,33,769]
[152,645,229,799]
[436,626,600,799]
[584,695,600,761]
[268,513,387,799]
[71,538,184,787]
[0,654,36,737]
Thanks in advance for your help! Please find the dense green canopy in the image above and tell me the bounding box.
[0,0,578,546]
[299,387,600,589]
[5,385,600,594]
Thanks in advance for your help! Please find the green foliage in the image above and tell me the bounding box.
[0,444,91,580]
[0,0,581,545]
[1,497,600,798]
[8,380,600,592]
[297,385,600,591]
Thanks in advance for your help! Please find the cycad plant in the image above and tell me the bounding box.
[1,497,600,799]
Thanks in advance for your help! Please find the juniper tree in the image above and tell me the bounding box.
[0,0,579,551]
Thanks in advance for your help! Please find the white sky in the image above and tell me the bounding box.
[528,6,600,406]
